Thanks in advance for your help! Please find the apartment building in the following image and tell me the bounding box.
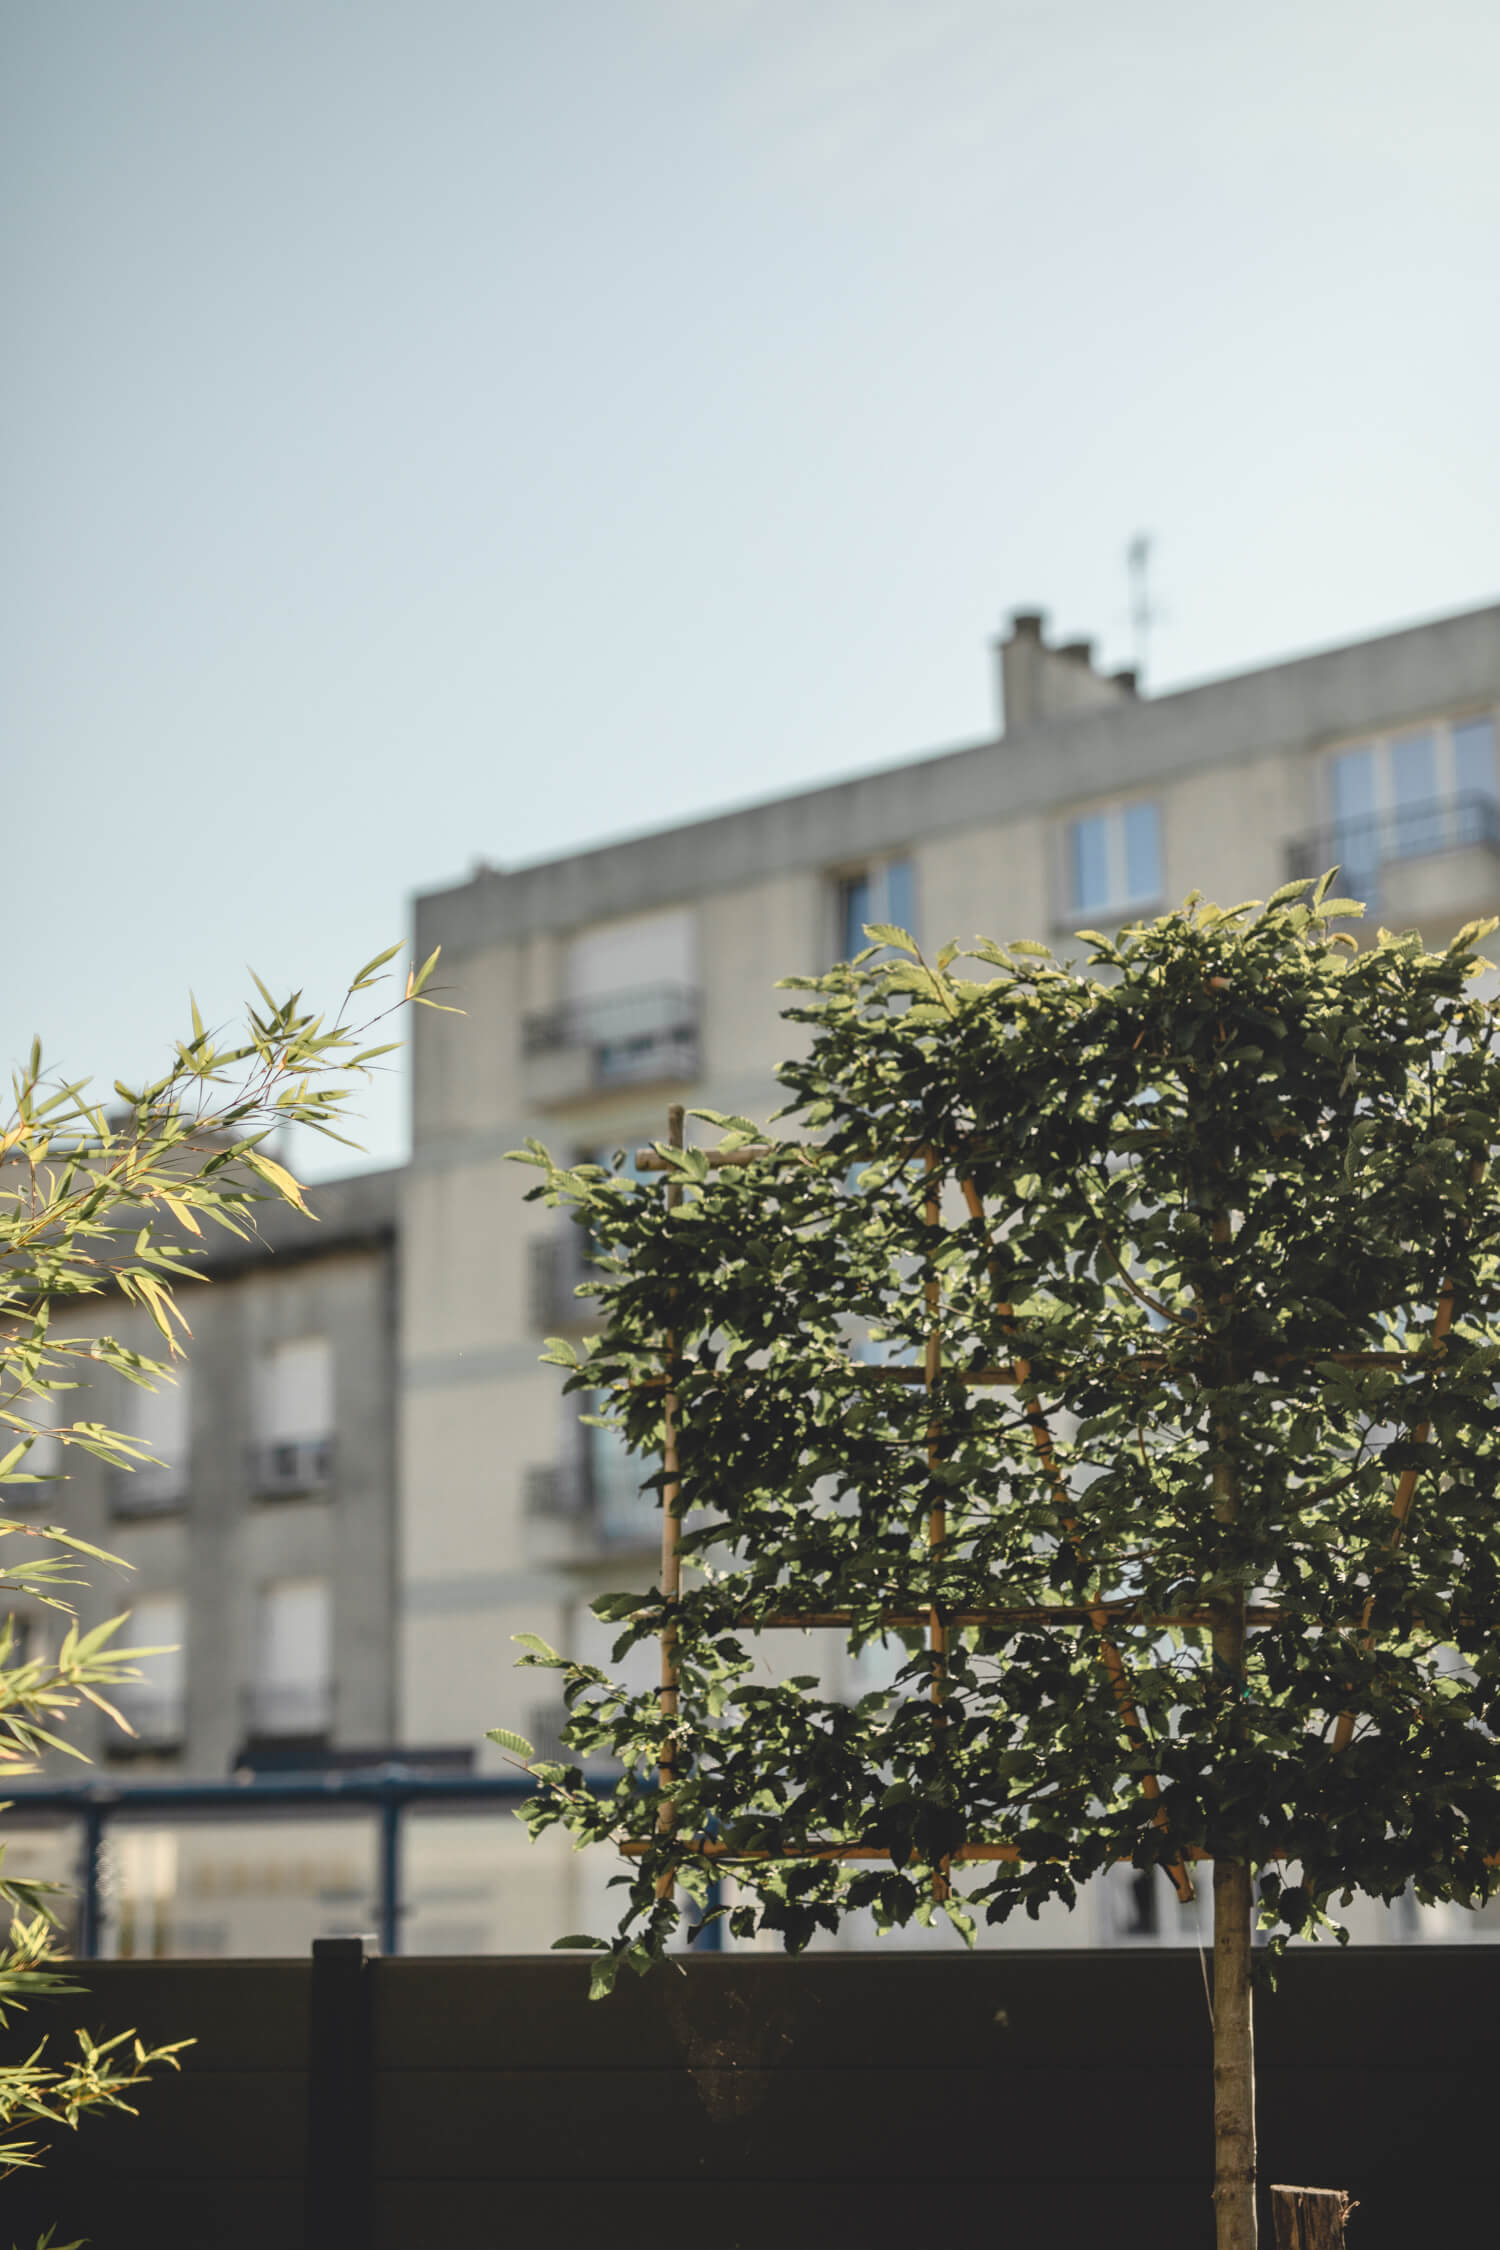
[13,1166,402,1778]
[402,597,1500,1794]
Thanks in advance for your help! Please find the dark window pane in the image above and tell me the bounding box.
[839,873,872,958]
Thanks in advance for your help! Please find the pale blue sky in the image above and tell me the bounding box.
[7,0,1498,1173]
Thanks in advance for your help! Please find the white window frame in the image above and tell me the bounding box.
[1063,799,1163,921]
[1322,710,1499,822]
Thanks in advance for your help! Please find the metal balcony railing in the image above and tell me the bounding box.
[525,1230,599,1332]
[108,1693,187,1754]
[242,1681,334,1743]
[1286,791,1500,892]
[107,1465,189,1520]
[521,981,699,1089]
[523,1450,656,1548]
[248,1437,335,1500]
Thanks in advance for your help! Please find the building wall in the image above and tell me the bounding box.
[401,600,1500,1764]
[10,1173,400,1782]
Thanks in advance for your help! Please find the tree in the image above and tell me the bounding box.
[507,882,1500,2248]
[0,941,443,2220]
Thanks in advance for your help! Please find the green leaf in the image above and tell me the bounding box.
[350,941,404,989]
[486,1727,536,1759]
[862,923,919,956]
[512,1632,560,1661]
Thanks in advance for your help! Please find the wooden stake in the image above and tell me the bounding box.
[923,1151,949,1904]
[1331,1273,1457,1754]
[1269,2186,1354,2249]
[655,1103,685,1900]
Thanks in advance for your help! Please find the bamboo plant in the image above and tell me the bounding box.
[506,881,1500,2248]
[0,941,441,2220]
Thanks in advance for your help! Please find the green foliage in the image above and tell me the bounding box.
[0,946,437,2188]
[507,885,1500,1987]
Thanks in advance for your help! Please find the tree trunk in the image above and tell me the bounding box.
[1269,2186,1354,2248]
[1214,1856,1258,2249]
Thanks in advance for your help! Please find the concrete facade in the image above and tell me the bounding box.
[15,1167,402,1780]
[403,598,1500,1769]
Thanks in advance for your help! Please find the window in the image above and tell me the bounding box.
[112,1374,191,1518]
[248,1578,332,1741]
[11,1388,62,1507]
[1067,802,1162,917]
[114,1592,186,1750]
[837,856,917,959]
[251,1338,334,1497]
[539,909,699,1086]
[1326,717,1498,898]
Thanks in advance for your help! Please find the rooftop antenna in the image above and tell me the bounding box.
[1127,532,1157,685]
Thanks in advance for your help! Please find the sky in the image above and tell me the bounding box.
[6,0,1498,1174]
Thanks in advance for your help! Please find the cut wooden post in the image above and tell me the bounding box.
[655,1103,685,1899]
[1269,2186,1355,2249]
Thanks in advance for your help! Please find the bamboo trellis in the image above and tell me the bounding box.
[617,1105,1466,1905]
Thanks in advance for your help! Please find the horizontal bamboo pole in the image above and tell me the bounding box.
[618,1838,1218,1865]
[625,1348,1432,1393]
[746,1604,1287,1631]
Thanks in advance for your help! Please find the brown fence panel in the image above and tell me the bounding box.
[2,1948,1493,2249]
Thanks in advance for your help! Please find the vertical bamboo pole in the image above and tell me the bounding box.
[923,1151,949,1903]
[655,1103,685,1900]
[1330,1275,1457,1754]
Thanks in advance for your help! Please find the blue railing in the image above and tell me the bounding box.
[1286,790,1500,890]
[3,1765,723,1959]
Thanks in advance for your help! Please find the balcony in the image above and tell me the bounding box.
[526,1227,599,1333]
[107,1465,189,1521]
[521,982,699,1108]
[248,1437,334,1501]
[523,1447,658,1560]
[241,1680,334,1745]
[107,1693,186,1756]
[1286,792,1500,927]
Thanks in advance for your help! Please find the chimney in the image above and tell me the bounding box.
[995,609,1049,730]
[995,609,1139,734]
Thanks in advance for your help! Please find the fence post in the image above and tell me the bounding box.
[305,1934,375,2246]
[78,1798,107,1958]
[377,1796,402,1958]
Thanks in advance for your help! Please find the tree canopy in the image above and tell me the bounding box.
[511,882,1500,1996]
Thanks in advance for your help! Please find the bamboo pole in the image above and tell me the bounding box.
[958,1174,1196,1907]
[1330,1275,1457,1754]
[923,1151,950,1903]
[747,1604,1287,1630]
[655,1103,686,1901]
